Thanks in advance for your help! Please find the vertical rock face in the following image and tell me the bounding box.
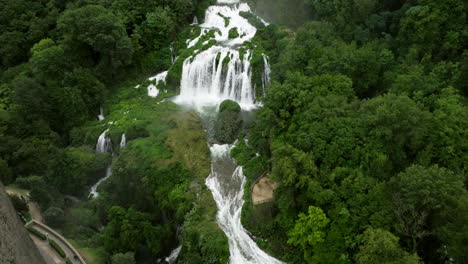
[0,182,45,264]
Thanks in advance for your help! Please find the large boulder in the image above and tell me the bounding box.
[215,100,242,144]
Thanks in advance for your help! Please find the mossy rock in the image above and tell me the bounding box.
[228,27,239,39]
[215,100,242,144]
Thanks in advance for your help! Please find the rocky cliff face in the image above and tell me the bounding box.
[0,182,45,264]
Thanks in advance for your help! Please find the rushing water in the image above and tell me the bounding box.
[148,71,168,97]
[96,129,112,153]
[97,105,105,121]
[173,1,263,111]
[172,0,282,263]
[207,145,284,264]
[120,133,126,149]
[89,166,112,199]
[89,129,113,199]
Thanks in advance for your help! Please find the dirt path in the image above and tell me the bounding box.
[29,202,43,222]
[252,177,278,205]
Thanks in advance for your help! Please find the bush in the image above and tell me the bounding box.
[65,259,73,264]
[44,207,65,228]
[15,175,45,189]
[27,226,47,240]
[8,194,28,212]
[49,239,66,258]
[219,99,241,113]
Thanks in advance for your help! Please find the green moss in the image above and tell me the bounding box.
[217,12,230,27]
[228,27,239,39]
[239,11,266,29]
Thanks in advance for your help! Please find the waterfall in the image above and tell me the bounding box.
[120,133,126,149]
[192,16,199,25]
[148,71,168,97]
[171,0,283,262]
[89,166,112,199]
[175,47,255,109]
[164,246,182,264]
[207,144,285,264]
[97,106,105,121]
[96,129,112,153]
[261,54,271,96]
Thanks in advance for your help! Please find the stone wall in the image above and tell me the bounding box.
[0,182,45,264]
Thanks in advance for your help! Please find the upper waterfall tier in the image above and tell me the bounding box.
[202,3,256,46]
[175,46,255,110]
[173,2,263,110]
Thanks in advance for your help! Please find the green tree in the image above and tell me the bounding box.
[57,5,133,80]
[44,206,65,228]
[288,206,330,262]
[356,228,421,264]
[388,165,468,260]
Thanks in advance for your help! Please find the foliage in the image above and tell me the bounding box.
[111,252,136,264]
[215,100,242,144]
[27,226,47,240]
[356,228,421,264]
[44,207,66,228]
[49,239,66,258]
[287,206,329,261]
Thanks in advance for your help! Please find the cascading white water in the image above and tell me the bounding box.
[176,46,255,109]
[89,166,112,199]
[207,144,285,264]
[97,105,105,121]
[174,2,260,110]
[148,71,168,97]
[171,0,281,262]
[192,16,199,25]
[90,129,113,199]
[164,246,182,264]
[96,129,112,153]
[120,133,126,149]
[261,54,271,96]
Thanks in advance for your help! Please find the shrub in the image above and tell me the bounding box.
[65,259,73,264]
[15,175,45,190]
[8,194,28,212]
[44,207,65,228]
[219,99,241,113]
[49,239,66,258]
[27,226,47,240]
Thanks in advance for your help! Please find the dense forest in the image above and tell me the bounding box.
[1,0,467,263]
[237,0,468,263]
